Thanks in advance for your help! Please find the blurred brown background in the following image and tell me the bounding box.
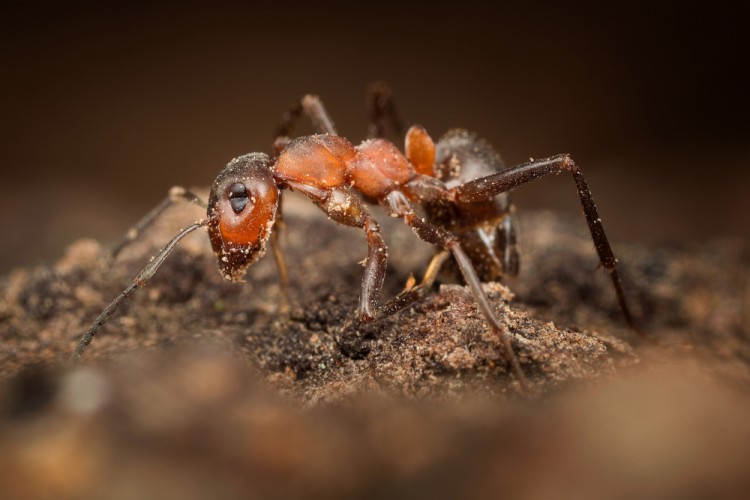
[1,1,747,273]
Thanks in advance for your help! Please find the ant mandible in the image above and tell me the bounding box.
[71,84,640,391]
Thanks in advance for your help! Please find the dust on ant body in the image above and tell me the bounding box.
[71,83,642,392]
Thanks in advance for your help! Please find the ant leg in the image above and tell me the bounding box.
[270,192,290,312]
[297,183,451,324]
[300,95,337,136]
[270,96,337,303]
[110,187,207,259]
[366,82,404,139]
[71,220,209,361]
[382,190,529,390]
[374,250,450,318]
[296,185,386,321]
[451,154,642,335]
[500,205,521,276]
[273,95,337,153]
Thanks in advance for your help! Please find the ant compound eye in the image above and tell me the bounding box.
[228,182,249,214]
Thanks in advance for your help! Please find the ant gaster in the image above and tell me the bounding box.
[71,85,640,391]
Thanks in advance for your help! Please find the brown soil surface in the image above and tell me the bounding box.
[1,195,748,499]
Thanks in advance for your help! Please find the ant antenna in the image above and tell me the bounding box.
[70,219,209,361]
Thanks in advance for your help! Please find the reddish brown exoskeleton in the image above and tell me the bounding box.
[71,85,640,391]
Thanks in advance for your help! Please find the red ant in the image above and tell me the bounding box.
[71,84,639,391]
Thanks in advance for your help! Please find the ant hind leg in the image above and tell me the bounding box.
[382,190,529,391]
[500,205,521,277]
[450,154,643,336]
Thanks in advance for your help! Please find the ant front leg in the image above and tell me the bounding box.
[319,191,387,321]
[287,183,387,321]
[382,190,529,391]
[451,154,642,336]
[270,192,290,313]
[270,95,338,304]
[110,186,207,259]
[273,94,338,153]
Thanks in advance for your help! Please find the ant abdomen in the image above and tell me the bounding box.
[427,129,520,282]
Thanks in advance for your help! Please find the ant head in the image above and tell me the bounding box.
[207,153,279,282]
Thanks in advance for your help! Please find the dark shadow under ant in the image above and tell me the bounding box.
[71,83,642,392]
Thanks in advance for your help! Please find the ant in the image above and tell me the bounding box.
[71,84,640,391]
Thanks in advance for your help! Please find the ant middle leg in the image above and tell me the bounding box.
[273,95,338,153]
[450,154,642,335]
[110,186,207,259]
